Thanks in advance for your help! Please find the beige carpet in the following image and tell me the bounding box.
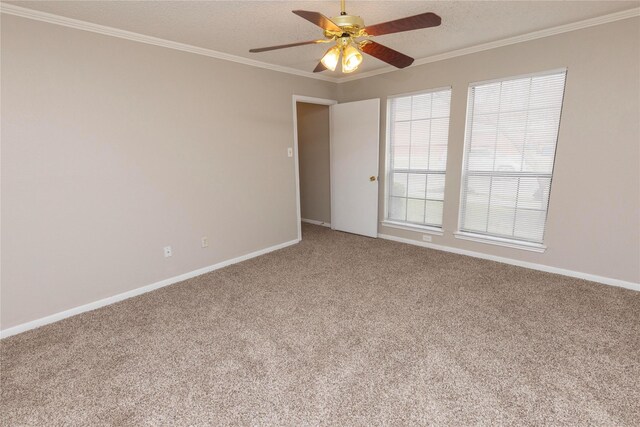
[1,224,639,426]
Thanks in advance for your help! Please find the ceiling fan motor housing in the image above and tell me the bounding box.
[325,14,365,37]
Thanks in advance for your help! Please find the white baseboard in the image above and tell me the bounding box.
[378,234,640,292]
[301,218,331,228]
[0,239,300,339]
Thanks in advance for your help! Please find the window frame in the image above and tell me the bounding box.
[383,86,452,234]
[455,68,567,252]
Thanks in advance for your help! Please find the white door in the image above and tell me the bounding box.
[330,98,380,238]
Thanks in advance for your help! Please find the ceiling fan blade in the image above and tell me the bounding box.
[313,62,327,73]
[364,12,441,36]
[249,40,327,53]
[292,10,342,32]
[360,41,414,69]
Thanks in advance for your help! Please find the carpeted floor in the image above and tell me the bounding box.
[1,224,639,426]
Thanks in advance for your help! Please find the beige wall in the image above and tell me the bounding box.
[296,103,331,224]
[0,15,336,329]
[337,17,640,284]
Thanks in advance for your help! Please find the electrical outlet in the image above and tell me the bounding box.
[287,147,293,157]
[201,237,209,248]
[422,235,432,242]
[164,246,172,257]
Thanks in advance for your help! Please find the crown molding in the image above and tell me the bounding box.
[0,2,340,83]
[1,3,638,84]
[337,6,640,83]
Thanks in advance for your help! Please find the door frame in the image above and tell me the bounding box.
[292,95,338,241]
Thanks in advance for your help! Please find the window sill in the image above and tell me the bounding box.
[381,220,444,236]
[454,231,547,253]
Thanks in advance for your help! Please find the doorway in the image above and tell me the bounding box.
[292,95,380,241]
[293,96,336,240]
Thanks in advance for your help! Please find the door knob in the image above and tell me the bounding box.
[369,176,377,182]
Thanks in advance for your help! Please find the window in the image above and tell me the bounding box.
[457,69,567,251]
[385,88,452,231]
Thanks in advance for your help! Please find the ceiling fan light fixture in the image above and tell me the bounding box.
[249,1,442,73]
[320,45,341,71]
[341,44,363,73]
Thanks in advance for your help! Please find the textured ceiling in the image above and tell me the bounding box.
[5,1,639,75]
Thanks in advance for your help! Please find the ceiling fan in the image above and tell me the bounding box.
[249,0,442,74]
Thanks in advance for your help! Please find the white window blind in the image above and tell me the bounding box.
[386,88,452,228]
[459,70,567,245]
